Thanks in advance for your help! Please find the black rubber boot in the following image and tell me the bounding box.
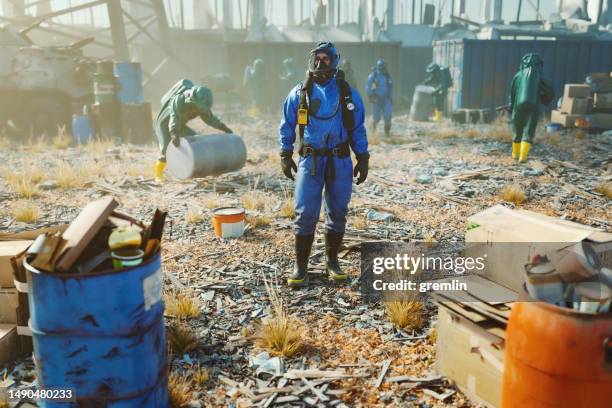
[384,123,391,137]
[326,232,347,281]
[287,234,314,288]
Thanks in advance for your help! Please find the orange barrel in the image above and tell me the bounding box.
[212,207,245,238]
[502,301,612,407]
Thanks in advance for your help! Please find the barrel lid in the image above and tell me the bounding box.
[166,137,196,179]
[528,263,556,275]
[214,207,245,216]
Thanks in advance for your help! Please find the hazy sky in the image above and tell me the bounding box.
[0,0,583,29]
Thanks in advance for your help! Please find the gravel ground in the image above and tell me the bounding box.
[0,114,610,407]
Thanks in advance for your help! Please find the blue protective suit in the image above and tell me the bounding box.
[279,79,368,235]
[365,69,394,130]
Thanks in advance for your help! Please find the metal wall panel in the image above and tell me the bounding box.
[434,39,612,112]
[398,46,433,108]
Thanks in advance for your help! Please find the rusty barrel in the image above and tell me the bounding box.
[24,253,168,407]
[502,301,612,407]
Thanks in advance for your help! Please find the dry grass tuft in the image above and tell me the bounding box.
[52,127,72,149]
[247,215,271,228]
[5,173,40,199]
[167,321,198,355]
[351,216,367,230]
[12,202,39,223]
[192,366,210,386]
[433,127,457,139]
[164,291,201,319]
[280,198,295,218]
[168,371,191,408]
[0,134,9,148]
[126,163,153,178]
[185,207,203,224]
[463,128,482,138]
[595,182,612,199]
[500,183,526,205]
[385,300,424,330]
[255,276,304,358]
[54,162,88,189]
[202,195,220,209]
[242,191,275,211]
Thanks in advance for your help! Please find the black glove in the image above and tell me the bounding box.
[280,150,297,181]
[220,123,233,134]
[353,153,369,185]
[170,132,180,147]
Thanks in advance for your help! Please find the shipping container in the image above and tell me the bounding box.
[433,39,612,113]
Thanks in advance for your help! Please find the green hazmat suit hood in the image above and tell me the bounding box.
[520,53,544,71]
[185,86,213,111]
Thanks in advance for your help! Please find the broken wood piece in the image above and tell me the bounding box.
[284,369,352,379]
[300,377,330,401]
[385,374,442,383]
[422,388,456,401]
[374,359,392,388]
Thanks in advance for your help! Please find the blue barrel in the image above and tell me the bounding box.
[24,253,168,408]
[71,114,94,144]
[114,62,144,104]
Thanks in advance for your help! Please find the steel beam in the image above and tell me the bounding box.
[106,0,130,60]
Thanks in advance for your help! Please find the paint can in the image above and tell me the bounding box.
[111,248,144,271]
[213,207,245,238]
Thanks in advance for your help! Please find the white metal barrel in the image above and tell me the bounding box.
[166,134,247,179]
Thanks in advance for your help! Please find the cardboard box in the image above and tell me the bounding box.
[0,324,17,366]
[560,97,591,115]
[564,84,591,99]
[550,109,582,127]
[587,113,612,129]
[0,288,18,323]
[0,240,32,287]
[436,306,504,408]
[56,196,118,272]
[594,93,612,110]
[466,205,612,292]
[589,73,612,93]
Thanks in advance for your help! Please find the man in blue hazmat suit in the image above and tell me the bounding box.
[279,42,369,287]
[366,59,394,136]
[509,53,554,162]
[154,80,233,182]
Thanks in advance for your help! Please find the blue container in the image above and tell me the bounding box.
[114,62,144,104]
[24,253,168,408]
[547,122,563,133]
[71,114,94,144]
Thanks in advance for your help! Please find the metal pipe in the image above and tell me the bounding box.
[516,0,522,22]
[412,0,415,23]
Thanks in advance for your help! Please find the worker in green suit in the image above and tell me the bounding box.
[508,53,554,162]
[154,80,233,182]
[424,62,453,122]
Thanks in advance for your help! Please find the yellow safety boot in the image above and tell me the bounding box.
[433,109,443,122]
[512,142,521,160]
[519,142,531,163]
[154,160,166,183]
